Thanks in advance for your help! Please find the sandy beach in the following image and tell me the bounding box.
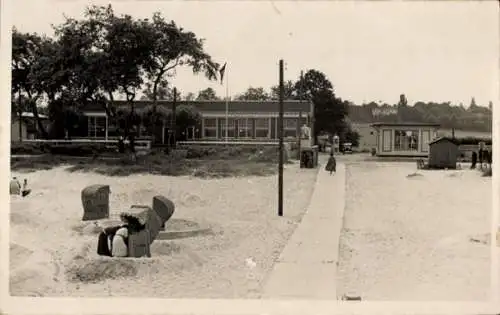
[337,161,492,301]
[9,162,318,298]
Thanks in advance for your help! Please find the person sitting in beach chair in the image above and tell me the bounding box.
[97,213,146,257]
[21,179,31,197]
[10,177,31,197]
[10,177,21,195]
[325,153,337,175]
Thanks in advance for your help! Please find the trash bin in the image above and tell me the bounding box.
[300,146,319,168]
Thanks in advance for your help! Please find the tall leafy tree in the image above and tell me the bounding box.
[11,28,55,138]
[270,80,297,100]
[184,92,196,101]
[196,87,219,100]
[135,12,220,142]
[294,69,334,100]
[52,5,156,138]
[294,69,349,142]
[142,13,220,113]
[235,87,269,101]
[470,97,478,109]
[141,81,174,100]
[168,105,202,141]
[398,94,408,107]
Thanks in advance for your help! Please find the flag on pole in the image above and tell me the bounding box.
[219,62,227,85]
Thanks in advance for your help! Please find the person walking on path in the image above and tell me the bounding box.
[325,152,337,175]
[471,151,477,169]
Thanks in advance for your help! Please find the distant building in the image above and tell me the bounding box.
[11,112,49,141]
[80,100,313,144]
[427,137,459,169]
[371,122,440,157]
[350,122,377,152]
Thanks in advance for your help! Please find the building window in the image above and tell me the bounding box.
[88,116,106,138]
[394,129,419,151]
[220,118,236,138]
[255,118,269,138]
[203,118,217,138]
[421,130,431,152]
[283,118,298,138]
[382,129,392,152]
[237,118,252,138]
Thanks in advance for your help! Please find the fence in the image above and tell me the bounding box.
[177,140,280,147]
[20,139,152,151]
[458,144,492,161]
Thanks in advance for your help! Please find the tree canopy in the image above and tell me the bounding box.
[235,87,269,101]
[11,4,220,139]
[12,4,492,143]
[196,87,220,101]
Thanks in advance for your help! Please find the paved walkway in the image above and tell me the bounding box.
[262,157,346,299]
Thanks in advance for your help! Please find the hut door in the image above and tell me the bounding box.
[448,148,455,164]
[187,127,195,140]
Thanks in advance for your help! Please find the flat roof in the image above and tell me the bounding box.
[81,100,312,113]
[371,122,441,127]
[429,137,459,145]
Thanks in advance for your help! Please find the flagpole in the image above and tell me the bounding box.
[225,68,229,142]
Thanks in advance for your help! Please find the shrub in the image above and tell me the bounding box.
[185,146,217,158]
[11,143,43,155]
[453,137,492,146]
[11,142,115,156]
[65,258,138,283]
[184,145,263,159]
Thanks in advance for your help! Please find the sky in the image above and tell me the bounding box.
[9,0,500,106]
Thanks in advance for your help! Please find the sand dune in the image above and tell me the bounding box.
[9,162,317,298]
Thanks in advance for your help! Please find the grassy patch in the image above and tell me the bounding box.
[11,147,283,178]
[65,258,139,283]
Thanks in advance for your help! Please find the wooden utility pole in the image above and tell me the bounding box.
[278,60,284,217]
[297,110,302,160]
[297,70,305,160]
[172,87,177,148]
[18,90,22,142]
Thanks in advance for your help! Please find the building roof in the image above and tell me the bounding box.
[370,122,441,128]
[429,137,459,146]
[82,100,312,113]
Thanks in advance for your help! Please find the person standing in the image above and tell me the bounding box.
[478,142,485,169]
[128,133,136,154]
[117,135,125,153]
[325,152,337,175]
[128,132,137,162]
[471,151,477,169]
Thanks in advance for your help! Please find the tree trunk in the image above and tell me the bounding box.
[125,91,136,141]
[151,70,167,144]
[28,94,48,139]
[101,92,123,139]
[17,91,23,142]
[172,87,177,148]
